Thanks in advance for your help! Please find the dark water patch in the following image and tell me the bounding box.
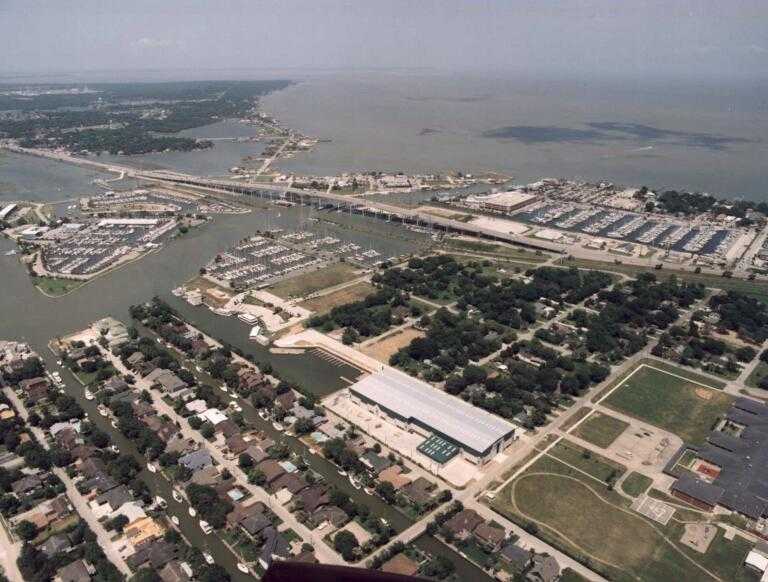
[587,122,753,151]
[481,125,606,144]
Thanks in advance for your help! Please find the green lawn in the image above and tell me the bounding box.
[547,440,626,484]
[32,276,84,297]
[604,364,734,445]
[621,472,653,497]
[573,412,629,448]
[558,568,589,582]
[444,238,549,262]
[746,361,768,389]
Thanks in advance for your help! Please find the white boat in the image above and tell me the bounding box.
[258,410,269,420]
[171,515,179,526]
[97,405,109,417]
[203,552,214,565]
[272,421,284,432]
[146,463,158,473]
[110,445,120,454]
[84,389,94,401]
[172,489,183,503]
[111,420,118,429]
[188,507,197,517]
[56,360,62,366]
[364,487,375,495]
[199,520,212,534]
[155,496,167,509]
[337,469,347,477]
[349,476,361,490]
[219,385,228,393]
[237,563,249,574]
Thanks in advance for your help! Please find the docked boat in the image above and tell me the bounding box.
[203,552,214,564]
[155,496,167,509]
[172,489,183,503]
[84,389,94,401]
[258,409,269,420]
[97,404,109,417]
[188,507,197,517]
[337,469,347,477]
[110,445,120,454]
[237,563,249,574]
[170,515,179,526]
[272,421,284,432]
[146,463,158,473]
[199,520,212,535]
[349,476,361,490]
[364,487,375,495]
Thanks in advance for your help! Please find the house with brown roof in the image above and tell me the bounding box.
[226,500,267,529]
[402,477,436,505]
[378,465,412,490]
[272,473,308,496]
[443,508,484,540]
[56,559,94,582]
[311,505,348,529]
[256,459,286,487]
[225,434,249,457]
[473,521,505,552]
[296,485,330,514]
[381,553,420,576]
[275,390,296,411]
[159,560,191,582]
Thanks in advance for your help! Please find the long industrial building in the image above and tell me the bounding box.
[348,368,518,465]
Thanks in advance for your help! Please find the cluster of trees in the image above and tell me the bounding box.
[309,287,412,338]
[22,127,212,155]
[656,189,768,220]
[654,323,756,375]
[17,519,122,582]
[186,483,234,530]
[110,400,166,459]
[390,308,501,379]
[709,291,768,343]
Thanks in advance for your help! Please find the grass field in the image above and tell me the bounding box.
[559,257,768,303]
[268,262,361,299]
[621,472,653,497]
[604,364,734,445]
[492,456,701,582]
[746,361,768,389]
[444,238,550,262]
[548,440,626,484]
[32,276,84,297]
[298,281,376,314]
[573,411,629,448]
[558,569,589,582]
[491,455,748,582]
[560,406,592,432]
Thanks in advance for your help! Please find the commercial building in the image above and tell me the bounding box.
[465,190,536,214]
[348,368,518,464]
[666,398,768,520]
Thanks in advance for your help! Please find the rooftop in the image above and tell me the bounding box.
[350,368,516,455]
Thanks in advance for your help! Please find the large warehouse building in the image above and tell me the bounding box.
[348,368,518,465]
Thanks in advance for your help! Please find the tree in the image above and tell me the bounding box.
[107,514,129,532]
[334,530,359,561]
[375,481,397,504]
[238,453,254,469]
[15,520,37,541]
[130,570,162,582]
[294,417,314,435]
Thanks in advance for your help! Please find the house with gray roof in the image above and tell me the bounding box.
[178,449,213,472]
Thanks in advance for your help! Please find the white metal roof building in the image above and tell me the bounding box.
[349,368,517,463]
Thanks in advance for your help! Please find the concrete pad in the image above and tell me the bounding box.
[680,523,717,553]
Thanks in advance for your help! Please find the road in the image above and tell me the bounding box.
[2,387,132,577]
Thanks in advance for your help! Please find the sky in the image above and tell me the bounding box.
[1,1,767,80]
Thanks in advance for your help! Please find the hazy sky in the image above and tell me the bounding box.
[1,1,766,80]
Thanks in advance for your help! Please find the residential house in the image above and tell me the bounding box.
[473,522,506,552]
[401,477,435,505]
[159,560,191,582]
[56,559,94,582]
[526,554,560,582]
[443,509,484,540]
[378,466,411,490]
[311,505,348,529]
[126,352,145,368]
[12,474,43,496]
[178,449,213,472]
[500,543,531,573]
[256,459,287,488]
[241,513,272,537]
[275,390,296,411]
[296,485,330,514]
[40,533,72,557]
[360,451,392,476]
[272,473,308,496]
[124,516,165,549]
[258,526,291,570]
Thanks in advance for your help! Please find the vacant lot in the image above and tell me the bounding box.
[298,281,376,314]
[573,412,629,448]
[621,472,653,497]
[269,262,360,299]
[746,361,768,389]
[604,365,734,445]
[361,327,425,363]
